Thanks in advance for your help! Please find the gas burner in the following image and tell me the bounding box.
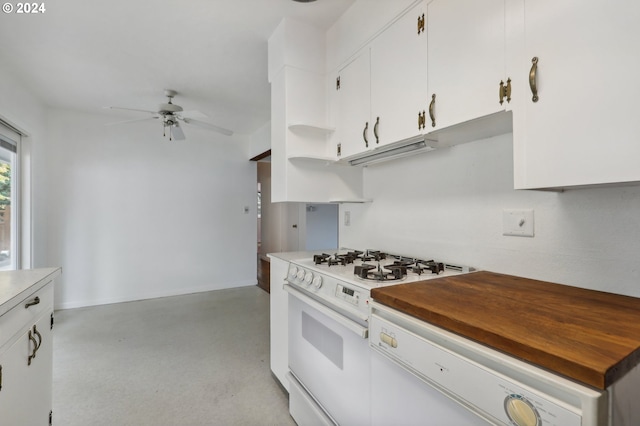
[327,257,346,266]
[346,250,364,259]
[314,254,330,265]
[412,260,445,275]
[364,250,387,262]
[387,258,414,268]
[355,263,405,281]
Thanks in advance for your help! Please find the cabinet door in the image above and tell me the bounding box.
[513,0,640,189]
[427,0,505,131]
[0,314,52,425]
[336,50,372,159]
[370,1,428,147]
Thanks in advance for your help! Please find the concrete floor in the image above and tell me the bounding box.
[53,286,295,426]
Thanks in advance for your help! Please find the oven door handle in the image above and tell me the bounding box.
[284,284,368,339]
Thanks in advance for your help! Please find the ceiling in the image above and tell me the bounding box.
[0,0,355,135]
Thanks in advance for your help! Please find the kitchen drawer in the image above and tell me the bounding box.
[0,282,53,347]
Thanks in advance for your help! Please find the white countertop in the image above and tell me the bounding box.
[0,267,62,317]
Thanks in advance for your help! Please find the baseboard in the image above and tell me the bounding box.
[55,279,258,310]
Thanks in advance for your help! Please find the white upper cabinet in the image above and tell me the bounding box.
[511,0,640,189]
[333,1,429,161]
[335,49,372,159]
[426,0,507,132]
[370,0,428,147]
[269,19,364,203]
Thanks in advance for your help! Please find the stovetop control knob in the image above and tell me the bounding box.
[296,269,306,282]
[312,276,323,289]
[304,271,314,286]
[289,266,298,279]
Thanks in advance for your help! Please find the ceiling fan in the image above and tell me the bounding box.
[106,89,233,140]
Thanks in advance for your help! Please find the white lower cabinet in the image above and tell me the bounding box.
[0,313,52,425]
[268,255,290,391]
[0,271,58,426]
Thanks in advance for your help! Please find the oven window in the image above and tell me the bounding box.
[302,311,344,369]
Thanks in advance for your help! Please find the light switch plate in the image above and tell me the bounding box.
[344,211,351,226]
[502,209,534,237]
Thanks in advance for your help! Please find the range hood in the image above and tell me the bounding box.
[345,135,435,166]
[343,111,513,167]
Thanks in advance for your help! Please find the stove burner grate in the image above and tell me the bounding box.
[354,263,405,281]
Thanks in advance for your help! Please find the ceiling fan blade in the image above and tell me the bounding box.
[179,110,209,120]
[170,123,186,141]
[182,118,233,136]
[106,106,158,114]
[105,116,158,126]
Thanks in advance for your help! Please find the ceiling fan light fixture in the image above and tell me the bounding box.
[107,89,233,138]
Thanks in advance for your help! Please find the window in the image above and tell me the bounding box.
[0,121,20,271]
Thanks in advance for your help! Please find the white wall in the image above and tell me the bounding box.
[0,65,49,270]
[43,109,258,309]
[340,134,640,298]
[306,204,338,251]
[248,121,271,159]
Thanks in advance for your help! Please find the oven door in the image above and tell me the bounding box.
[286,284,371,426]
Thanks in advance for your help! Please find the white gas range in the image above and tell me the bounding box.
[286,249,473,332]
[284,249,474,426]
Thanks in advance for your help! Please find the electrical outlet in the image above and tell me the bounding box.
[244,206,250,214]
[344,211,351,226]
[502,209,534,237]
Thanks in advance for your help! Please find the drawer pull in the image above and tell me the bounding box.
[25,296,40,309]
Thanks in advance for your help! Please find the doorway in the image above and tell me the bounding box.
[253,153,339,292]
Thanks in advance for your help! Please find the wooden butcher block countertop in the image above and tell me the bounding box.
[370,271,640,390]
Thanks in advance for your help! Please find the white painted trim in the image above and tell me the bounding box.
[54,279,258,310]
